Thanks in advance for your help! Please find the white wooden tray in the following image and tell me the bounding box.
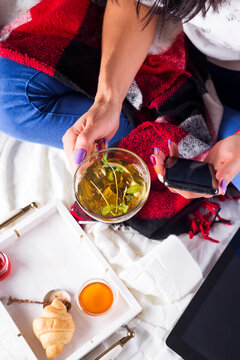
[0,201,142,360]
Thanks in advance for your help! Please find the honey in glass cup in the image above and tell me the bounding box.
[77,279,115,316]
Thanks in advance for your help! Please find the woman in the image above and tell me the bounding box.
[0,0,239,199]
[62,0,240,199]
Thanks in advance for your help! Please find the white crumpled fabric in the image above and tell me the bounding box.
[1,133,240,360]
[0,303,29,360]
[83,226,202,360]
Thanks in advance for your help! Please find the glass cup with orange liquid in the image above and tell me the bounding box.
[76,278,117,316]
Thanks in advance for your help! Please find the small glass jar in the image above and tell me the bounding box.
[0,252,11,281]
[76,278,117,316]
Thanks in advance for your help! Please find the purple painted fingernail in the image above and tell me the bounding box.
[168,139,171,146]
[96,143,100,152]
[150,155,156,166]
[103,137,108,148]
[74,148,86,164]
[220,179,227,194]
[154,147,160,155]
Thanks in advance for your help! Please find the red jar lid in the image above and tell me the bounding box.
[0,252,11,280]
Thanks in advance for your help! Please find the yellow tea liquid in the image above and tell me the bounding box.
[77,156,147,217]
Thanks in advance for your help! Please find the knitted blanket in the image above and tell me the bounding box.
[0,0,223,239]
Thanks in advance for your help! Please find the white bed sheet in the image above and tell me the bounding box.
[1,132,240,360]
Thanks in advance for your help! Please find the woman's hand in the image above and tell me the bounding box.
[205,132,240,191]
[63,0,158,172]
[62,99,121,172]
[150,141,213,199]
[150,133,240,199]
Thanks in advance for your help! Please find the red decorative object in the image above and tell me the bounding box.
[0,252,11,281]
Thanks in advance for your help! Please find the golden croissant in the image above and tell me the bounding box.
[33,298,75,359]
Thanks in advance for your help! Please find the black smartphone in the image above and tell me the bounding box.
[163,157,219,195]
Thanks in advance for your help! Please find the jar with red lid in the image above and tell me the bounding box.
[0,252,11,281]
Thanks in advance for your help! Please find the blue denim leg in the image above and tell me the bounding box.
[218,106,240,190]
[0,57,132,148]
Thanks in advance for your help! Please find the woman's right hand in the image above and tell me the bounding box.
[62,99,121,172]
[150,141,219,199]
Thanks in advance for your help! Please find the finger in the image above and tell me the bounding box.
[168,139,179,157]
[62,115,89,171]
[74,118,100,164]
[95,137,109,152]
[166,185,212,199]
[163,180,213,198]
[169,188,212,199]
[103,137,109,149]
[168,187,177,194]
[215,159,240,195]
[95,138,104,152]
[62,127,79,173]
[150,147,166,182]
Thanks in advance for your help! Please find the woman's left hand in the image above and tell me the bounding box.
[150,133,240,199]
[205,132,240,192]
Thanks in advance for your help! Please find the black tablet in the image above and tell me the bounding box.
[166,227,240,360]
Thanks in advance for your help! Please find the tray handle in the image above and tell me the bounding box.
[0,202,38,230]
[95,325,135,360]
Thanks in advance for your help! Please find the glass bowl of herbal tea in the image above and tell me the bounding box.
[74,148,151,223]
